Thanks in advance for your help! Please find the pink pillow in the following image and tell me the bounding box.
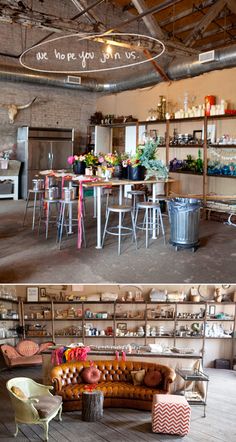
[16,340,39,357]
[144,370,162,388]
[81,367,101,384]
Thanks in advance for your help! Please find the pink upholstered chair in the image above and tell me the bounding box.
[1,340,54,368]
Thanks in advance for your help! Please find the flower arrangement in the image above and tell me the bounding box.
[67,154,86,165]
[124,147,143,168]
[0,149,13,160]
[84,151,98,167]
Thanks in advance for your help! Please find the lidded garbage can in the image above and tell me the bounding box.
[168,198,201,251]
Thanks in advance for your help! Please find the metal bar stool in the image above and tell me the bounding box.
[126,190,146,213]
[102,186,119,213]
[102,205,137,256]
[57,200,86,249]
[23,189,44,230]
[38,199,60,239]
[148,196,170,220]
[135,201,166,248]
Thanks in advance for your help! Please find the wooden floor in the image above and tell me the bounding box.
[0,366,235,442]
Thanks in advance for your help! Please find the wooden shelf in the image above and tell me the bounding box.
[54,318,82,321]
[171,170,236,179]
[20,300,236,367]
[24,318,52,321]
[175,336,203,339]
[169,145,204,148]
[209,144,236,148]
[0,318,19,321]
[0,297,18,304]
[26,335,52,338]
[55,335,82,338]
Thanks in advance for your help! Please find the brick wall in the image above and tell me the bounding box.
[0,80,97,156]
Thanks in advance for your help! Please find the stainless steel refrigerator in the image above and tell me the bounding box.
[17,127,74,198]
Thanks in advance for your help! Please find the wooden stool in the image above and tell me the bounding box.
[82,391,104,422]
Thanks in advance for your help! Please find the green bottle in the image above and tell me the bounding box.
[196,149,203,173]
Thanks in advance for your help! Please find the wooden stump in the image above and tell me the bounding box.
[81,391,104,422]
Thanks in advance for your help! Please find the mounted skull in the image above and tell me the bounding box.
[1,97,37,124]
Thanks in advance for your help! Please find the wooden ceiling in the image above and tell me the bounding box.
[114,0,236,52]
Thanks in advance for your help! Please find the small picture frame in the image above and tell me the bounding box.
[208,305,216,316]
[117,323,127,331]
[39,287,49,302]
[27,287,39,302]
[149,129,158,141]
[193,130,203,142]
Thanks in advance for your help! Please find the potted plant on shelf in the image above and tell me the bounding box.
[67,154,86,174]
[139,139,169,180]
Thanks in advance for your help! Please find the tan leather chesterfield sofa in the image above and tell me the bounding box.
[51,360,176,411]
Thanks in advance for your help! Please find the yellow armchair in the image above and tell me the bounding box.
[6,377,62,441]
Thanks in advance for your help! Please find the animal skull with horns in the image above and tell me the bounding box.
[1,97,37,124]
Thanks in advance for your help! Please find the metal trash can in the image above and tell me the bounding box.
[168,198,201,252]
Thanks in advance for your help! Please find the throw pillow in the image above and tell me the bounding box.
[11,386,28,401]
[81,367,101,384]
[131,369,146,386]
[144,370,162,388]
[16,340,39,357]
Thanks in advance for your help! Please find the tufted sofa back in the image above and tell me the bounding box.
[51,360,175,392]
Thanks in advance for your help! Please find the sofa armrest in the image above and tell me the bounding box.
[1,345,20,366]
[38,342,55,354]
[164,368,176,392]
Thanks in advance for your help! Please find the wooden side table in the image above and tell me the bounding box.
[82,391,104,422]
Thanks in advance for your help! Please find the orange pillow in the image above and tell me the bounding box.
[144,371,162,388]
[81,367,101,384]
[11,386,28,401]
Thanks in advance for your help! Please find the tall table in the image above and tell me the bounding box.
[83,178,174,249]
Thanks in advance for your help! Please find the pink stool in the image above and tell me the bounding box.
[152,394,191,436]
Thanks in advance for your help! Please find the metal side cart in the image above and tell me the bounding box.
[176,368,209,417]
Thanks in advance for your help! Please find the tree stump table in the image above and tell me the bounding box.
[81,391,104,422]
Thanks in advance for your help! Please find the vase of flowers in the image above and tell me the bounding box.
[85,151,99,175]
[0,148,13,169]
[125,148,145,181]
[67,154,86,175]
[106,152,124,178]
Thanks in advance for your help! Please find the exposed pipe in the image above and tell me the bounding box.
[0,65,102,92]
[0,44,236,93]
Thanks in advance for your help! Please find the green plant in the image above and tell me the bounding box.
[139,139,168,179]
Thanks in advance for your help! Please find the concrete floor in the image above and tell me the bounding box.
[0,198,236,283]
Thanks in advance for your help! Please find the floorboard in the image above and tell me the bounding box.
[0,366,235,441]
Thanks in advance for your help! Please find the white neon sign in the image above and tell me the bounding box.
[19,32,165,74]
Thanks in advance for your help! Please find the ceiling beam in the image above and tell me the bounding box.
[131,0,170,80]
[131,0,166,39]
[70,0,105,20]
[159,0,216,27]
[184,0,228,47]
[116,0,198,56]
[227,0,236,15]
[0,3,99,33]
